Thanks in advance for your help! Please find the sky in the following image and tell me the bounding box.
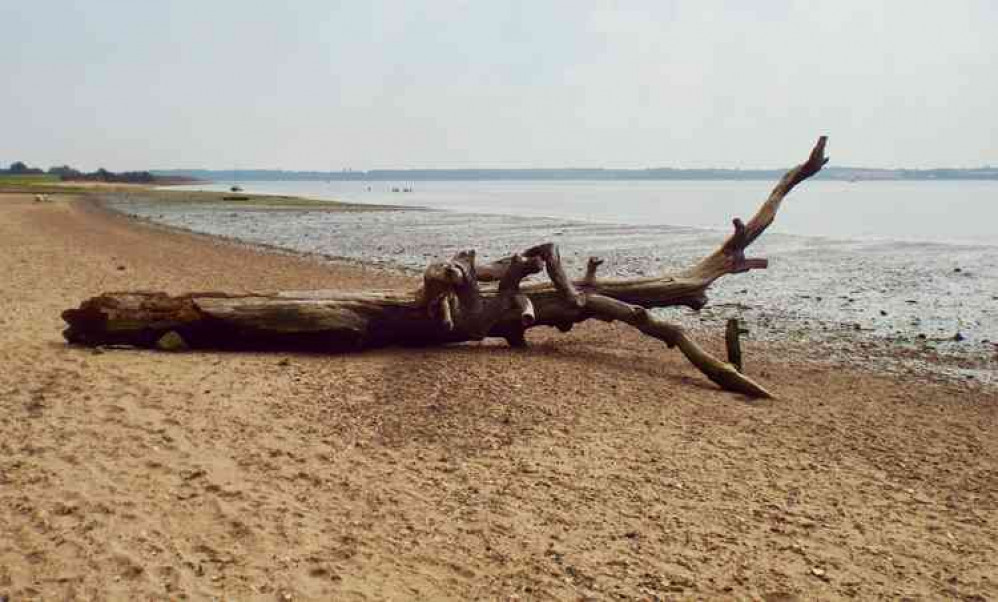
[2,1,996,171]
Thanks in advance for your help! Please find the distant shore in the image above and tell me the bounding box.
[0,178,386,208]
[96,185,415,212]
[154,165,998,182]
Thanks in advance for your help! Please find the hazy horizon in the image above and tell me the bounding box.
[3,1,996,172]
[153,163,997,175]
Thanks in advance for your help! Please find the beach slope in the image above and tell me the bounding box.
[1,194,995,600]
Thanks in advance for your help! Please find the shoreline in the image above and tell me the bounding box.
[97,189,998,389]
[1,191,996,600]
[167,179,998,249]
[95,185,421,212]
[40,191,997,387]
[81,192,427,279]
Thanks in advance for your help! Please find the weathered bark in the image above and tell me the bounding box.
[726,318,749,373]
[62,137,829,397]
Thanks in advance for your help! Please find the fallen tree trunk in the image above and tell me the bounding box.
[62,137,829,398]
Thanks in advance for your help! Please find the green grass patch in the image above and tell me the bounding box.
[0,174,60,186]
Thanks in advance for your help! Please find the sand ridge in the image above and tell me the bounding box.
[1,194,995,600]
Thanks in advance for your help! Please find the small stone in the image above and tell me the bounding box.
[879,310,888,316]
[116,265,126,271]
[953,332,965,342]
[954,267,962,273]
[53,501,78,515]
[277,358,291,367]
[810,567,827,579]
[183,468,206,481]
[156,331,188,352]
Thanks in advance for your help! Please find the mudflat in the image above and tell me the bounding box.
[1,193,995,600]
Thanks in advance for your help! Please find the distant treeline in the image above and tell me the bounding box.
[153,165,998,182]
[1,161,166,184]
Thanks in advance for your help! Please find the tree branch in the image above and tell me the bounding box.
[685,135,828,283]
[582,294,772,398]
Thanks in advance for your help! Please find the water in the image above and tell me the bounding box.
[111,179,998,379]
[170,179,998,246]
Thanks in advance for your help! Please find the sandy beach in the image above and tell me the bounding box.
[1,192,996,600]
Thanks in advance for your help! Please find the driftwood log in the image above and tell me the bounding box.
[62,137,830,398]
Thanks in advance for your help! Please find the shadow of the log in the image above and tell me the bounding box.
[358,339,753,453]
[456,341,718,389]
[366,347,589,452]
[68,327,728,397]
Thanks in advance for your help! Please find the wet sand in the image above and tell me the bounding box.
[1,193,996,600]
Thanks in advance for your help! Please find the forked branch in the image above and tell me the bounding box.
[685,135,828,283]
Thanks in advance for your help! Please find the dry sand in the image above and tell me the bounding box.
[1,193,995,601]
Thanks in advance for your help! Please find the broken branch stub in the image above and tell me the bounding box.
[725,318,751,373]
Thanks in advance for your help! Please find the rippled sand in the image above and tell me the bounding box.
[2,192,997,600]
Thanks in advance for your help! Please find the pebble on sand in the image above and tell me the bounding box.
[156,330,188,352]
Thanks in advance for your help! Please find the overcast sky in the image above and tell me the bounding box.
[2,1,996,171]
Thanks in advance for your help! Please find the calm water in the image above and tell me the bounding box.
[171,179,998,246]
[118,179,997,375]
